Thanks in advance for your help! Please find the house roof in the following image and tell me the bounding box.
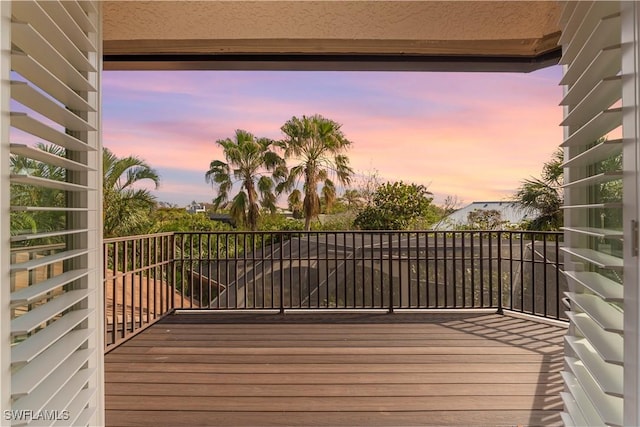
[436,201,536,230]
[102,1,562,72]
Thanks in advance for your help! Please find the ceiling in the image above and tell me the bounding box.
[102,1,562,72]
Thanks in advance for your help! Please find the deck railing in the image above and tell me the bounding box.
[103,230,565,351]
[103,233,175,350]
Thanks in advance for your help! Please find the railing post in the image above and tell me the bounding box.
[388,232,394,314]
[279,234,285,314]
[104,244,110,349]
[170,233,176,310]
[496,231,504,315]
[543,233,548,318]
[555,234,561,320]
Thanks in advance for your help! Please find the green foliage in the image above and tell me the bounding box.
[258,213,305,231]
[411,204,446,230]
[465,209,505,230]
[287,189,304,219]
[513,148,563,231]
[353,181,434,230]
[599,151,623,204]
[150,208,233,233]
[325,198,350,215]
[11,144,159,240]
[103,147,160,237]
[205,129,286,231]
[341,189,364,210]
[312,212,358,231]
[10,143,67,243]
[278,114,354,230]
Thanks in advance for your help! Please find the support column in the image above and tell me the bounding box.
[622,2,640,425]
[0,0,11,420]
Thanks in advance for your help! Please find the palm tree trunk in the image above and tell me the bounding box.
[303,166,317,231]
[246,181,258,231]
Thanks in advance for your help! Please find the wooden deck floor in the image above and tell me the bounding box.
[105,311,567,426]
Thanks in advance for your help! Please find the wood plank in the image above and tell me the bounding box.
[146,326,565,341]
[105,382,564,397]
[106,410,563,427]
[127,329,566,338]
[112,345,561,355]
[105,371,563,385]
[155,318,557,330]
[104,353,562,364]
[118,339,562,354]
[157,313,552,325]
[106,395,564,412]
[140,324,567,334]
[133,331,497,339]
[105,361,564,374]
[130,335,563,344]
[132,332,567,346]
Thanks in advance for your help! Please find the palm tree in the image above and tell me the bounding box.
[279,114,354,230]
[10,143,68,238]
[287,189,303,219]
[342,189,363,210]
[103,147,160,237]
[11,144,160,238]
[513,148,563,230]
[205,129,287,231]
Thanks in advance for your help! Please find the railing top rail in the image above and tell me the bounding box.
[103,231,175,244]
[101,229,563,246]
[172,229,563,235]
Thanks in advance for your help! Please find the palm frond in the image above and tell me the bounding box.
[279,114,354,229]
[208,130,287,229]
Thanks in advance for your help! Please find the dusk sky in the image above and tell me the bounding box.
[102,65,564,208]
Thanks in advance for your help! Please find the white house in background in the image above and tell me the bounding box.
[186,202,206,214]
[436,201,537,230]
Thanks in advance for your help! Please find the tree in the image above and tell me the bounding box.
[278,114,354,230]
[103,147,160,237]
[287,189,304,219]
[150,207,233,233]
[205,129,287,231]
[11,144,160,239]
[513,148,563,231]
[430,195,463,229]
[441,195,463,216]
[10,143,68,239]
[466,209,505,230]
[599,151,623,203]
[355,168,383,206]
[354,181,434,230]
[321,179,336,213]
[342,189,364,210]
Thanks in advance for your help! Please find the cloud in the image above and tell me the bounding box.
[102,67,564,207]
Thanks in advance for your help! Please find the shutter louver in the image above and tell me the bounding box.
[559,1,624,426]
[8,1,101,425]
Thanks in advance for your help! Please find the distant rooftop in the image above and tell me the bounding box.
[435,201,536,230]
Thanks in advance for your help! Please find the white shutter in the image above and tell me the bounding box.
[559,1,624,426]
[6,1,103,425]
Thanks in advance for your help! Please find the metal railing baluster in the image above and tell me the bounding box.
[103,230,567,351]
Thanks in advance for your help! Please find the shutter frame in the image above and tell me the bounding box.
[560,2,625,425]
[5,1,103,425]
[620,2,640,424]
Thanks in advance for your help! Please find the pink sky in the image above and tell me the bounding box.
[102,67,564,207]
